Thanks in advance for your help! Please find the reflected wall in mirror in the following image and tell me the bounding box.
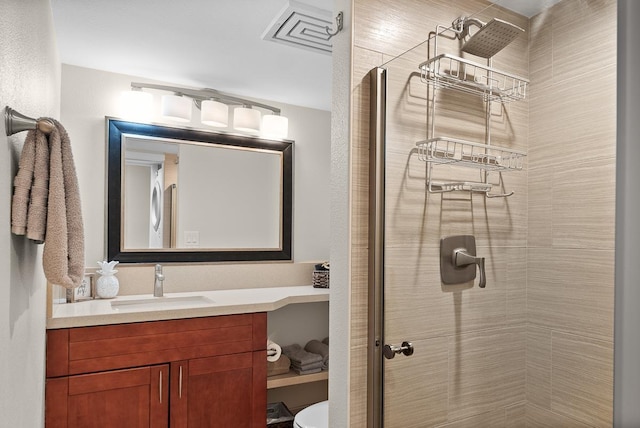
[107,119,293,263]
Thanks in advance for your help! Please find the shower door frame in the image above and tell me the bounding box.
[367,66,387,428]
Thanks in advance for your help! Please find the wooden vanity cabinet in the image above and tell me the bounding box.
[45,313,266,428]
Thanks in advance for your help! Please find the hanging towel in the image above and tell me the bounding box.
[11,119,85,289]
[11,129,49,243]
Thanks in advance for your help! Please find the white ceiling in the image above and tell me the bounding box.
[490,0,562,17]
[50,1,557,113]
[50,0,335,111]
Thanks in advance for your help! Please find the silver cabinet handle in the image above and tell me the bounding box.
[453,248,486,288]
[159,371,163,403]
[383,341,414,359]
[179,365,183,399]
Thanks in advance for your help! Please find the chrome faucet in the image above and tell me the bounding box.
[154,264,165,297]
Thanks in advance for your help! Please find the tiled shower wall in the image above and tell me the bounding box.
[349,0,615,426]
[525,1,616,426]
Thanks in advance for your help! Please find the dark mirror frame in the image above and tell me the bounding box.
[106,118,293,263]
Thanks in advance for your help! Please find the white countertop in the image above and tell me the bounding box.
[48,285,330,329]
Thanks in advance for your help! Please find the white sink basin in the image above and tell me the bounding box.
[111,295,214,312]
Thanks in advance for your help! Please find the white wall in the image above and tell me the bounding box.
[124,164,151,248]
[0,0,60,426]
[177,145,280,249]
[329,0,352,426]
[59,64,331,264]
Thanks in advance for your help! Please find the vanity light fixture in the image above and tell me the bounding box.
[262,114,289,139]
[200,99,228,127]
[160,94,192,122]
[119,89,153,121]
[124,82,289,139]
[233,106,261,132]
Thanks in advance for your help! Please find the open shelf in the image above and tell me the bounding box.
[419,53,529,102]
[416,137,526,171]
[267,370,329,389]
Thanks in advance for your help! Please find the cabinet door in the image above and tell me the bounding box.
[46,365,169,428]
[171,352,266,428]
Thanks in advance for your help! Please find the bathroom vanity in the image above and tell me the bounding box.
[45,286,329,427]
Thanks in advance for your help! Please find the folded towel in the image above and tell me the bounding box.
[305,339,329,370]
[292,366,322,375]
[267,340,282,362]
[267,355,291,377]
[282,343,323,367]
[322,337,329,345]
[291,360,323,372]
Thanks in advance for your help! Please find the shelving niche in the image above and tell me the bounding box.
[417,27,528,197]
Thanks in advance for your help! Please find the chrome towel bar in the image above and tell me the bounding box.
[5,106,54,136]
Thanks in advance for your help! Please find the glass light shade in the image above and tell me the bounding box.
[161,95,192,122]
[233,107,261,132]
[119,90,153,121]
[262,114,289,139]
[201,100,229,127]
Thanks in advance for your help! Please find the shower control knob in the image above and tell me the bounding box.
[383,341,414,359]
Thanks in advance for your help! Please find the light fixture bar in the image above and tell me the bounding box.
[130,82,281,115]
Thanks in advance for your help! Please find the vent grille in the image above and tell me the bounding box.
[262,1,333,55]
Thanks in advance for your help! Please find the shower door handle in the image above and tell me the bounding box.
[383,341,414,359]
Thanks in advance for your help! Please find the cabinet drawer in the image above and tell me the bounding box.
[47,313,266,377]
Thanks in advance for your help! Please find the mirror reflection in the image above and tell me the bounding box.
[107,119,293,263]
[123,136,282,250]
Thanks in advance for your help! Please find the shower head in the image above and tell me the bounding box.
[456,17,524,58]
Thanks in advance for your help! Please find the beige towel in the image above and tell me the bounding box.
[11,119,85,289]
[11,129,49,243]
[267,354,291,377]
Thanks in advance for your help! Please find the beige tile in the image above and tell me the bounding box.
[448,327,526,421]
[526,403,593,428]
[551,332,613,428]
[450,245,509,333]
[352,46,384,151]
[506,247,526,325]
[384,336,449,427]
[527,248,614,341]
[505,402,526,427]
[354,0,468,59]
[527,166,553,248]
[349,343,368,427]
[384,245,453,340]
[385,241,515,338]
[350,246,369,347]
[528,65,616,171]
[435,408,506,428]
[529,13,553,90]
[526,326,552,409]
[383,148,447,248]
[551,0,617,84]
[350,146,370,250]
[552,159,616,250]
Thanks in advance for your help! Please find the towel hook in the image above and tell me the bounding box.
[325,11,344,38]
[5,106,54,136]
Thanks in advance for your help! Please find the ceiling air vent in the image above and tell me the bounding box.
[262,0,334,55]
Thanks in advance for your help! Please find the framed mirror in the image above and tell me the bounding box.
[106,118,293,263]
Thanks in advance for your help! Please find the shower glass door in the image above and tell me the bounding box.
[372,1,531,426]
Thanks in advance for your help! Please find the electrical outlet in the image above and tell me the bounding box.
[185,231,200,248]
